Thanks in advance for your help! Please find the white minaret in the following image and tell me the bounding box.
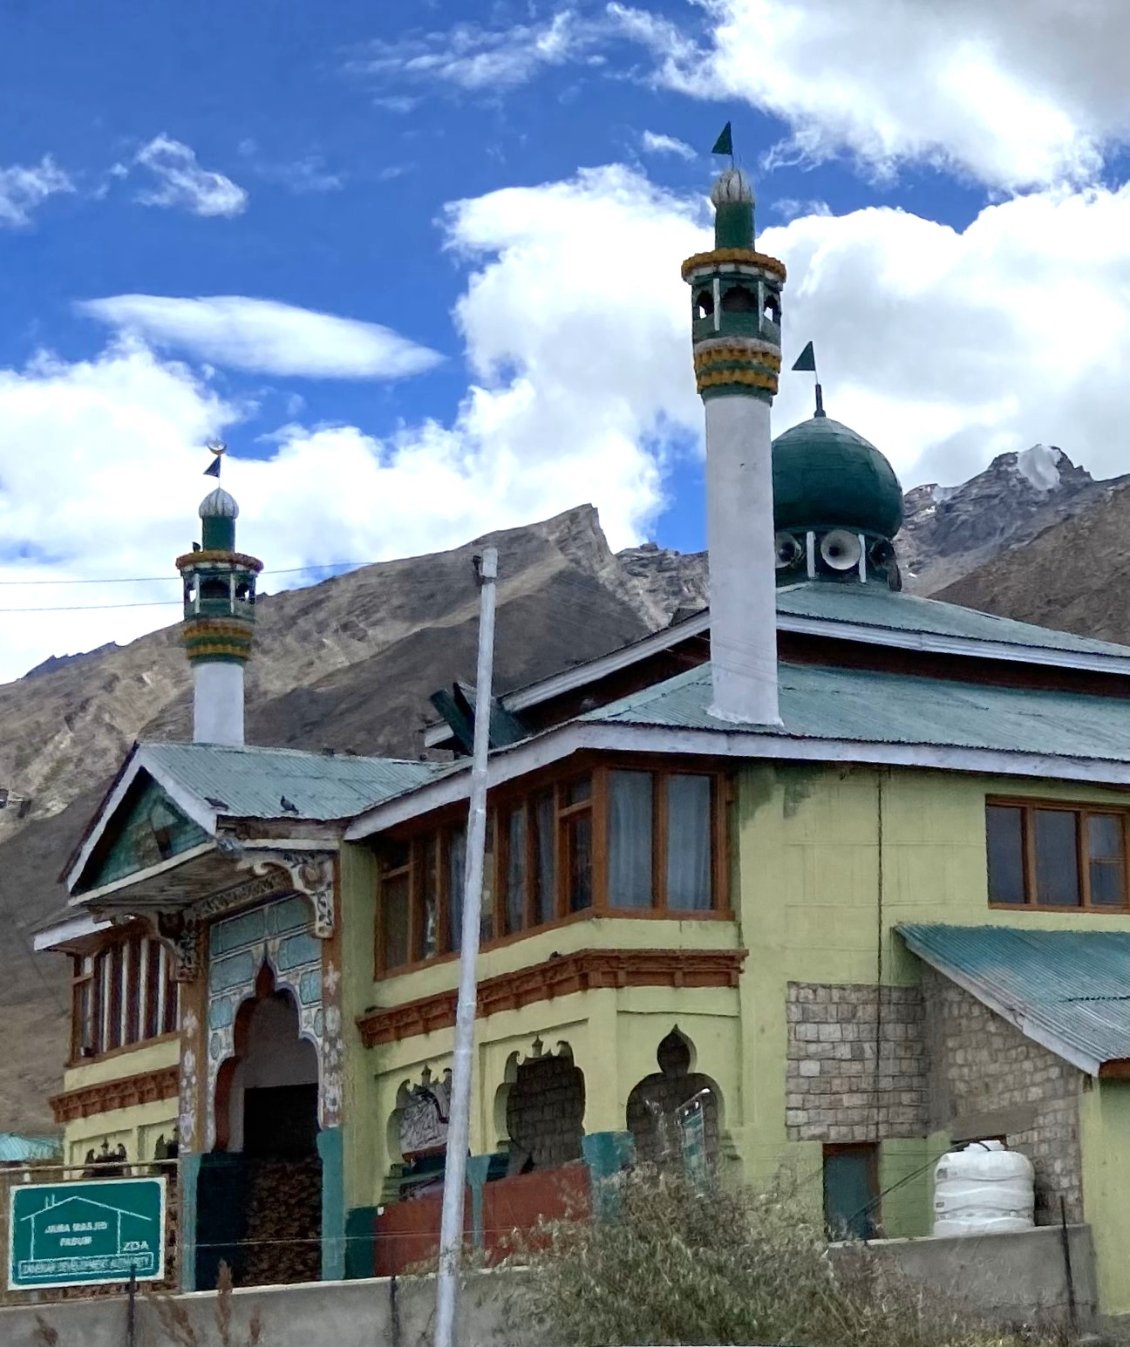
[683,160,785,726]
[175,465,262,746]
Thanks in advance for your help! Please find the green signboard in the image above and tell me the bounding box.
[8,1177,166,1291]
[679,1099,709,1189]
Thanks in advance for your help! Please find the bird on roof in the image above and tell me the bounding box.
[280,795,299,814]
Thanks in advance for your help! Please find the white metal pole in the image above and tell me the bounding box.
[433,546,498,1347]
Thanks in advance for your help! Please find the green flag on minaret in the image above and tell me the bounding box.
[711,122,733,157]
[792,341,817,372]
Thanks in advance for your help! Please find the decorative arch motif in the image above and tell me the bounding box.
[202,895,342,1150]
[389,1065,453,1165]
[626,1027,722,1166]
[498,1037,585,1173]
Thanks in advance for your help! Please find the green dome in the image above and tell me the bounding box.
[772,415,904,538]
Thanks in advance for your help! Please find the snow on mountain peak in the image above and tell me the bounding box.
[1014,444,1063,493]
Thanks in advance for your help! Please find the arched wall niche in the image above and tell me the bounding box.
[626,1026,723,1166]
[496,1036,586,1174]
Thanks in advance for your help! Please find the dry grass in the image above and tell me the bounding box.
[506,1165,1072,1347]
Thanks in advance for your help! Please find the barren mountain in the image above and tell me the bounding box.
[897,444,1125,594]
[934,479,1130,644]
[0,505,706,1131]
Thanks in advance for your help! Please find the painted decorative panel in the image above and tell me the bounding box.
[204,896,342,1149]
[92,777,210,889]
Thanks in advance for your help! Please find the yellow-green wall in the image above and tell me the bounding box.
[60,1036,180,1170]
[344,762,1130,1253]
[1081,1081,1130,1315]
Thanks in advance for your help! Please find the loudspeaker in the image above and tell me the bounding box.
[820,529,863,571]
[774,532,803,570]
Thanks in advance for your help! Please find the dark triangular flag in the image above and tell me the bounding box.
[203,456,221,478]
[711,122,733,157]
[792,341,817,373]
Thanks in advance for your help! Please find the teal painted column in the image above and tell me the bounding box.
[465,1154,493,1249]
[180,1153,201,1292]
[318,1127,346,1281]
[582,1131,635,1220]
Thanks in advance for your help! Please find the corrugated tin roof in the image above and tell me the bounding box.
[585,660,1130,763]
[141,742,447,821]
[777,581,1130,659]
[899,924,1130,1072]
[0,1134,61,1164]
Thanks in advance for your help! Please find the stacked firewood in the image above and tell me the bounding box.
[240,1158,322,1286]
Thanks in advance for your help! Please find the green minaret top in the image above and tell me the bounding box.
[710,167,755,249]
[199,485,239,552]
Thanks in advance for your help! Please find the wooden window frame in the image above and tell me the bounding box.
[987,796,1130,912]
[68,934,179,1064]
[374,755,732,977]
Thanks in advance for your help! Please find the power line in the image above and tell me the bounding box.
[0,560,376,587]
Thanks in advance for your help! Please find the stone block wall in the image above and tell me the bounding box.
[505,1051,585,1170]
[922,967,1083,1224]
[785,983,927,1142]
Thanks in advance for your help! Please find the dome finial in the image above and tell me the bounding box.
[792,341,826,418]
[196,441,239,548]
[708,121,755,249]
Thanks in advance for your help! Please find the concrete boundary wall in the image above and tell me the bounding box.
[0,1270,512,1347]
[0,1226,1097,1345]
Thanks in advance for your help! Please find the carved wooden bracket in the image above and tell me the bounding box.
[244,851,336,937]
[157,911,201,983]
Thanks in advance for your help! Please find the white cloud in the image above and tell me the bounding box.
[0,156,74,227]
[760,184,1130,487]
[14,160,1130,683]
[131,135,248,217]
[641,130,694,160]
[350,9,606,92]
[77,295,441,380]
[627,0,1130,189]
[236,142,343,194]
[0,165,699,680]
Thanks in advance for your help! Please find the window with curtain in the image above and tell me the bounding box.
[667,774,713,910]
[375,762,727,974]
[608,770,654,908]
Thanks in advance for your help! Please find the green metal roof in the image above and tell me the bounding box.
[584,658,1130,764]
[0,1134,60,1164]
[141,742,445,821]
[899,924,1130,1073]
[773,416,904,538]
[778,580,1130,660]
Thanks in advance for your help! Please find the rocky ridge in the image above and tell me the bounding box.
[896,444,1126,593]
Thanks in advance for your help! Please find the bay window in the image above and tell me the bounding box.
[376,760,728,974]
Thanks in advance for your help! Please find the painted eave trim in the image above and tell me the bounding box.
[346,717,1130,840]
[898,930,1104,1078]
[422,608,1130,750]
[67,841,218,908]
[65,745,218,894]
[33,911,112,952]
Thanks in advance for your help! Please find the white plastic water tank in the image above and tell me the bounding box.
[932,1140,1035,1237]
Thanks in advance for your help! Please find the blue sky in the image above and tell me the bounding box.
[2,0,1130,678]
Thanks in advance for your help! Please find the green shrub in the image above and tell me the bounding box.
[507,1165,1066,1347]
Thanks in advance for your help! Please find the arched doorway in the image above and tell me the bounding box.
[203,968,322,1287]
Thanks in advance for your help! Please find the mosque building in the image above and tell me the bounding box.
[35,153,1130,1317]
